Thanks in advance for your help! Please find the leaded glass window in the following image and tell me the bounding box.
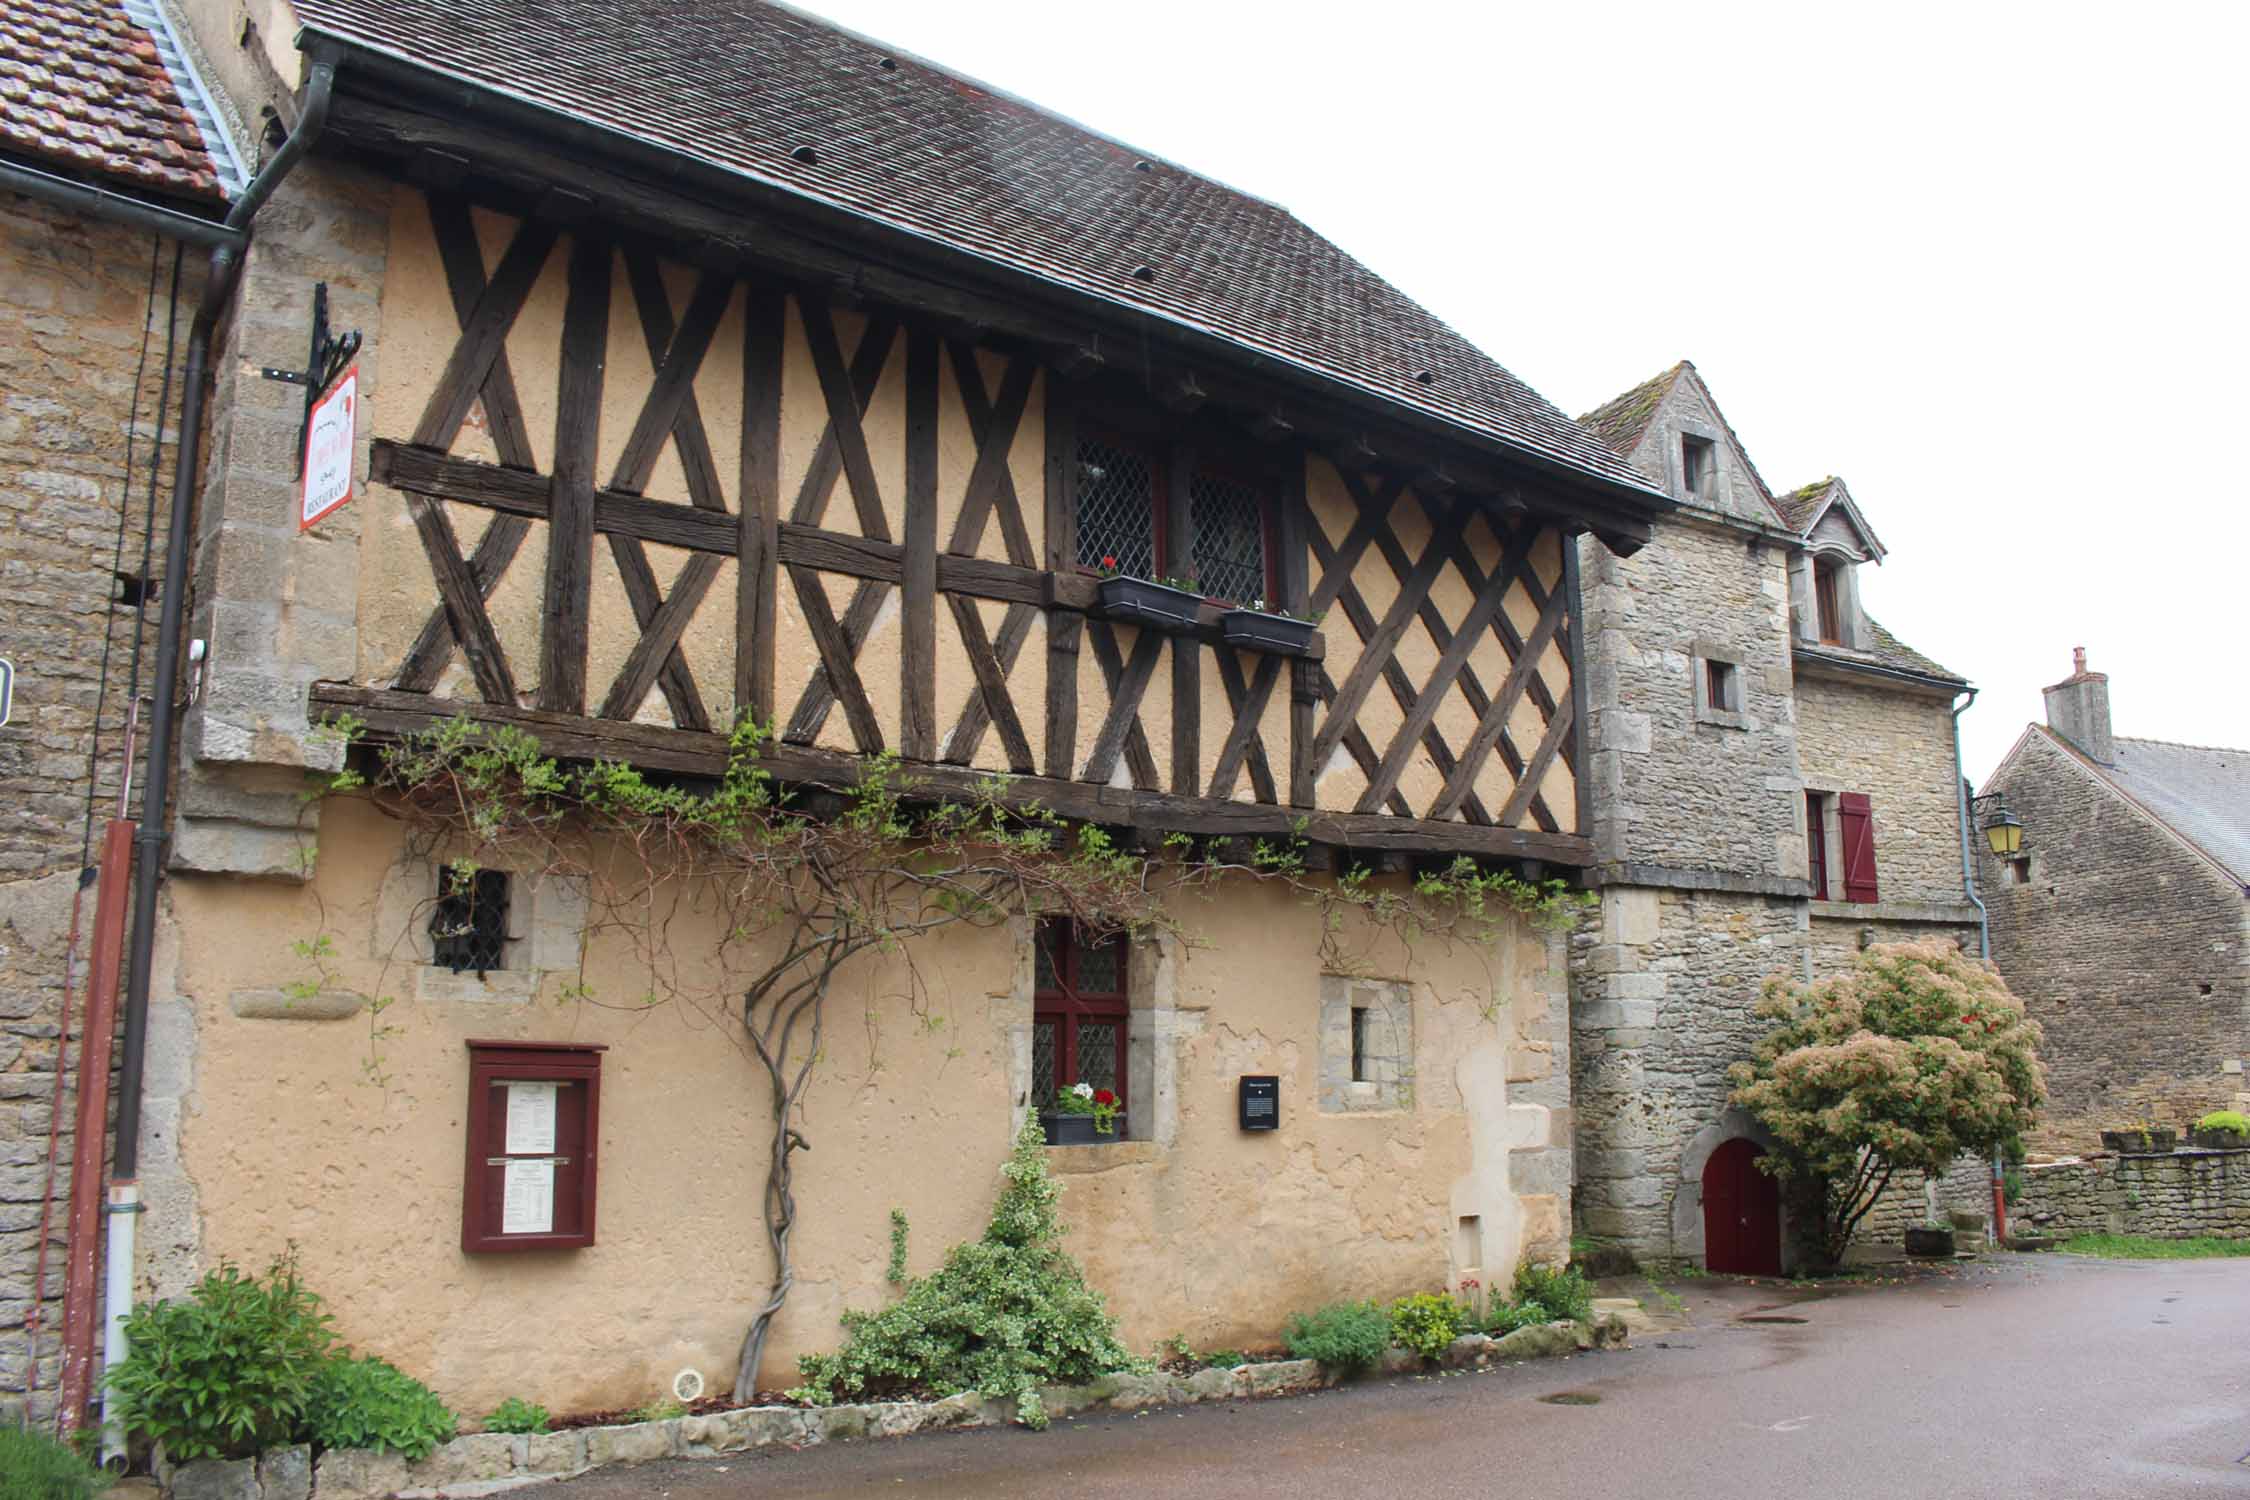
[1075,437,1157,579]
[1188,470,1270,604]
[431,867,509,974]
[1032,919,1129,1119]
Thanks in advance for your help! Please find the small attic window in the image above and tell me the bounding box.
[1681,435,1715,500]
[1814,557,1845,645]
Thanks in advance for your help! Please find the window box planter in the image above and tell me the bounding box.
[1219,608,1318,657]
[2099,1127,2177,1155]
[1040,1111,1124,1146]
[1095,576,1203,631]
[1903,1227,1956,1258]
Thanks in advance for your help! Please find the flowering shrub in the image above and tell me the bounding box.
[1730,941,2045,1268]
[1051,1082,1122,1135]
[1387,1292,1467,1361]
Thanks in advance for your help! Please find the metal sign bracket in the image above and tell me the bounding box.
[259,282,361,476]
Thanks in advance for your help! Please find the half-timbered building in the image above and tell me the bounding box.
[67,0,1677,1414]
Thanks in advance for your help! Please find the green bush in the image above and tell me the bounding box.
[1512,1262,1594,1324]
[1387,1292,1466,1361]
[482,1397,551,1435]
[0,1426,109,1500]
[790,1118,1139,1428]
[1283,1301,1391,1373]
[1482,1299,1554,1335]
[307,1355,457,1458]
[108,1255,338,1461]
[2197,1110,2250,1138]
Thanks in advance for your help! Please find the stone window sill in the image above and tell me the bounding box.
[1045,1140,1164,1173]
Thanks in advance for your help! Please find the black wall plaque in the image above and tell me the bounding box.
[1238,1074,1279,1131]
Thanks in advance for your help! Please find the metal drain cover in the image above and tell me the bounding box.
[1739,1314,1809,1324]
[1538,1391,1602,1406]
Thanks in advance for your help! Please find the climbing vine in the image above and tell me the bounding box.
[317,711,1590,1400]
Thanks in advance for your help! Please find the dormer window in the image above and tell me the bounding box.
[1681,435,1715,501]
[1814,557,1845,644]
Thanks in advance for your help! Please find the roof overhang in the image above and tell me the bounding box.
[1792,645,1966,698]
[293,29,1672,554]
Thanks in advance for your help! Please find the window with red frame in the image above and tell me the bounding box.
[1073,434,1274,604]
[1033,920,1128,1114]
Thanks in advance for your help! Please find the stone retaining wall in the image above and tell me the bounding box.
[161,1318,1625,1499]
[2009,1149,2250,1240]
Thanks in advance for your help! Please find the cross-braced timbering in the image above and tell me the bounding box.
[340,195,1591,865]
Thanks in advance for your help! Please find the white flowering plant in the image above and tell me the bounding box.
[1050,1081,1122,1135]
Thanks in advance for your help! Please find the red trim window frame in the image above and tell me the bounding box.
[462,1041,605,1253]
[1073,426,1278,606]
[1032,920,1129,1110]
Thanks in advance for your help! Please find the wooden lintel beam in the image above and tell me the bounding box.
[311,685,1596,866]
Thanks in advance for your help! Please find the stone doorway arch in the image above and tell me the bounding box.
[1701,1138,1782,1275]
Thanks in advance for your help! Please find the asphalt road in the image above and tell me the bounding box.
[547,1254,2250,1499]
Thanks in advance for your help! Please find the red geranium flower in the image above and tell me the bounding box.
[1093,1088,1116,1107]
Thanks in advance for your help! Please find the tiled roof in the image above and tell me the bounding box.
[1577,362,1684,457]
[1796,614,1966,687]
[1773,477,1834,534]
[2103,736,2250,886]
[290,0,1660,498]
[0,0,226,202]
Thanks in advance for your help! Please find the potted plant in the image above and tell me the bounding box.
[2190,1110,2250,1149]
[2099,1123,2175,1155]
[1904,1219,1956,1258]
[1041,1082,1123,1144]
[1093,559,1205,632]
[1219,598,1321,656]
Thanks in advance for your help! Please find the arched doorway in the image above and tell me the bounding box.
[1702,1137,1781,1275]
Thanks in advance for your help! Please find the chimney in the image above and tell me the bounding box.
[2043,646,2114,763]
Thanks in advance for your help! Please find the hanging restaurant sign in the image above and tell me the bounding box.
[300,363,358,531]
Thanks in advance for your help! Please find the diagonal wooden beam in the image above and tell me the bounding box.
[785,566,884,752]
[614,254,733,508]
[1308,499,1455,774]
[394,196,541,692]
[945,342,1037,567]
[944,596,1034,772]
[411,217,560,450]
[404,494,516,705]
[1083,622,1163,791]
[942,600,1036,765]
[1312,663,1414,817]
[1430,579,1571,822]
[1208,647,1281,804]
[1435,515,1566,831]
[602,544,716,729]
[1496,693,1575,830]
[1355,525,1534,815]
[796,299,892,539]
[1309,491,1494,825]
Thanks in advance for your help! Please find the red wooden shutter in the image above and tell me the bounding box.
[1837,793,1878,903]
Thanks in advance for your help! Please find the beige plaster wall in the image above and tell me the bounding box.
[162,798,1565,1415]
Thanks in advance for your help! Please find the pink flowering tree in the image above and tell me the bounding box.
[1728,941,2045,1268]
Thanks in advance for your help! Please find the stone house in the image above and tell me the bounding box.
[0,0,1681,1427]
[0,0,245,1424]
[1982,650,2250,1154]
[1566,361,1987,1272]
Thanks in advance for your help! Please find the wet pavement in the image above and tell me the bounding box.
[545,1253,2250,1498]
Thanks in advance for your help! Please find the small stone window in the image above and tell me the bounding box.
[1321,976,1412,1113]
[2007,856,2032,885]
[432,867,510,974]
[1681,435,1715,500]
[1691,643,1749,730]
[1814,557,1846,644]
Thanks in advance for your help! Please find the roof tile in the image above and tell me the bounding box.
[0,0,224,200]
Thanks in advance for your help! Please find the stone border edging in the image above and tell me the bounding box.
[160,1316,1628,1500]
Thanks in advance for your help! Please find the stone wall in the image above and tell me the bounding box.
[0,190,206,1418]
[1575,518,1802,879]
[1985,731,2250,1154]
[2009,1150,2250,1240]
[1794,669,1967,907]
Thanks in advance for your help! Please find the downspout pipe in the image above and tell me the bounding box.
[1950,687,2008,1247]
[103,59,338,1463]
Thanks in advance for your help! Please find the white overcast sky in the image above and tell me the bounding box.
[798,0,2247,781]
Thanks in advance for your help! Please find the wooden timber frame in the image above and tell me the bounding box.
[303,69,1666,871]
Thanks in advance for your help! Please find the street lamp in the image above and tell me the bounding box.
[1972,793,2024,858]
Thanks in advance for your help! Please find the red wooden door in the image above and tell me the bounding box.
[1703,1137,1782,1275]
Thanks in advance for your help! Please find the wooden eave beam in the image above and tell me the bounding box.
[313,82,1662,553]
[311,685,1595,866]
